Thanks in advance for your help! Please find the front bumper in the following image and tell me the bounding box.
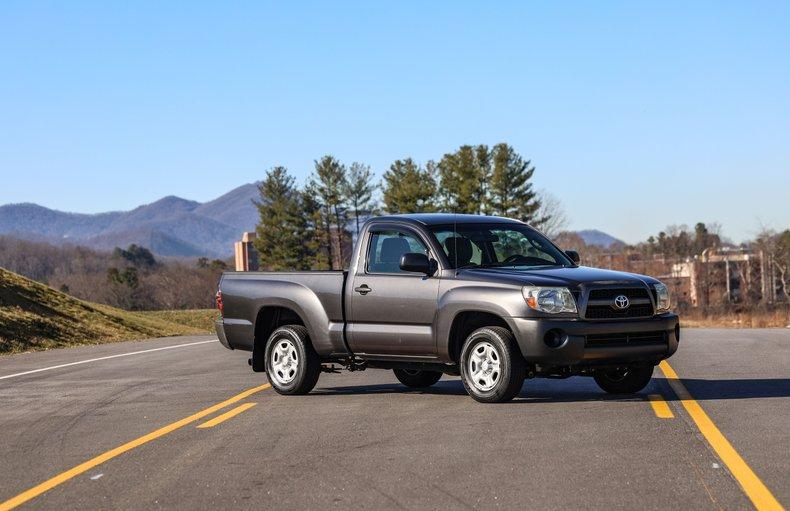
[509,313,679,366]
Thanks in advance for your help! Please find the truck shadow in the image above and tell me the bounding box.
[316,377,790,402]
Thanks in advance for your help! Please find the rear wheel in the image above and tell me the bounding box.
[593,365,654,394]
[393,368,442,388]
[459,327,525,403]
[265,325,321,395]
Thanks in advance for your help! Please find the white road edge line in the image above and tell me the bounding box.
[0,340,218,381]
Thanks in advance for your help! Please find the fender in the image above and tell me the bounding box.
[435,284,527,362]
[249,282,342,356]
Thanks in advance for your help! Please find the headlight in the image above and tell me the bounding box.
[654,283,671,312]
[522,286,578,314]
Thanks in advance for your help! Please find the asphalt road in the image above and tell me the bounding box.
[0,329,787,510]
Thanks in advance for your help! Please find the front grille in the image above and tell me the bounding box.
[586,330,667,348]
[588,288,650,300]
[585,303,654,319]
[584,287,654,320]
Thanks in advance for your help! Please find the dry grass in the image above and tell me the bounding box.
[134,309,218,333]
[0,267,210,354]
[680,309,790,328]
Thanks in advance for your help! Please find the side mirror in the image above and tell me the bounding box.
[565,250,580,265]
[400,252,432,274]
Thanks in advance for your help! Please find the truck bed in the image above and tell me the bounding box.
[218,271,346,353]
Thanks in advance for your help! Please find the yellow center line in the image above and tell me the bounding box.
[197,402,257,429]
[0,383,271,511]
[659,361,784,511]
[647,393,675,419]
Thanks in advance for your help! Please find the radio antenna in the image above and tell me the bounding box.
[453,210,458,272]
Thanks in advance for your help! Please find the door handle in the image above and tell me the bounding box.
[354,284,371,295]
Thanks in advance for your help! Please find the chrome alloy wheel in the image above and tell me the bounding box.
[467,341,501,391]
[270,338,299,385]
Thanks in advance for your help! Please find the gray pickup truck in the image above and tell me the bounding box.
[216,214,679,403]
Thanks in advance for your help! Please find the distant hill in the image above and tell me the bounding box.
[0,185,630,257]
[0,267,203,353]
[574,229,626,248]
[0,183,260,257]
[195,182,260,229]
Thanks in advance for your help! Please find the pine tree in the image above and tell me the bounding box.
[343,162,376,237]
[382,158,437,213]
[308,155,349,269]
[301,189,331,270]
[304,179,333,268]
[475,144,492,214]
[488,143,543,225]
[437,145,490,214]
[253,167,311,270]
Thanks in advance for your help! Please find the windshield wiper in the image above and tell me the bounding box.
[456,263,504,270]
[485,262,563,269]
[457,262,563,270]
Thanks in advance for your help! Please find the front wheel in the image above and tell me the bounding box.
[593,365,654,394]
[393,368,442,388]
[264,325,321,395]
[459,327,525,403]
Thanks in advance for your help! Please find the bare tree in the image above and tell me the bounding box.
[754,227,790,301]
[535,189,569,239]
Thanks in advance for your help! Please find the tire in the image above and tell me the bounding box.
[593,365,654,394]
[459,327,526,403]
[393,368,442,388]
[264,325,321,395]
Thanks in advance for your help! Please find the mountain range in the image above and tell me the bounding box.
[0,186,626,257]
[0,184,260,258]
[574,229,626,248]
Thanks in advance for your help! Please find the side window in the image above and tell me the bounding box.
[367,230,428,274]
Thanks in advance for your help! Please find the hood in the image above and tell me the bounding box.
[458,266,660,288]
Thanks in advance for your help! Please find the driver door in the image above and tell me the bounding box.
[347,227,440,358]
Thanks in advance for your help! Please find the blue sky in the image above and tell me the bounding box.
[1,1,788,243]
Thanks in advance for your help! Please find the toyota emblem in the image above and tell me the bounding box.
[613,295,630,309]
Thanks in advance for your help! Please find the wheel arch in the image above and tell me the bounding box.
[251,305,308,372]
[435,285,527,363]
[445,310,511,364]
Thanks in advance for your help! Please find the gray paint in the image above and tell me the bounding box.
[219,271,345,353]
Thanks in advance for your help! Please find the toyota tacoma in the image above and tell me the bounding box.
[216,214,679,403]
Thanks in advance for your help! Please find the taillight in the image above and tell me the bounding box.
[215,290,224,316]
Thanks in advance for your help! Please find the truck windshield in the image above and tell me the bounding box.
[430,223,573,270]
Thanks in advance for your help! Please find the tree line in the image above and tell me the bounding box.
[0,236,227,310]
[2,222,785,313]
[254,143,554,270]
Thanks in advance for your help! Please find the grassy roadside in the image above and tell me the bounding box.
[133,309,218,333]
[680,309,790,328]
[0,267,213,355]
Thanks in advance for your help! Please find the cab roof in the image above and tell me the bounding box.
[372,213,523,226]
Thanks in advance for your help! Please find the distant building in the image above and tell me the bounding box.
[670,248,777,307]
[579,246,783,309]
[234,232,259,271]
